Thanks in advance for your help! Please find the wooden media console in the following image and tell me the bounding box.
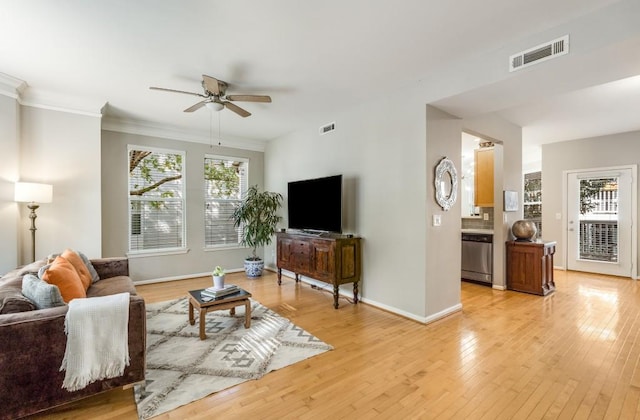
[276,231,361,309]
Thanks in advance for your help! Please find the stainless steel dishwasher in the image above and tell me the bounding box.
[461,232,493,285]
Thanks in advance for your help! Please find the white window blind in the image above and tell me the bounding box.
[204,155,248,247]
[128,147,185,252]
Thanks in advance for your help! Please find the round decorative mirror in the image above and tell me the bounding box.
[434,157,458,211]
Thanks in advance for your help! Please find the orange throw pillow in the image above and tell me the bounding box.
[61,248,92,291]
[42,256,87,303]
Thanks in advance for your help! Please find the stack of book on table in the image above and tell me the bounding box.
[201,284,240,299]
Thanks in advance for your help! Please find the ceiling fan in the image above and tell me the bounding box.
[150,75,271,118]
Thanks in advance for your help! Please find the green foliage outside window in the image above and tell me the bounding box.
[579,178,615,215]
[204,159,241,199]
[129,150,183,209]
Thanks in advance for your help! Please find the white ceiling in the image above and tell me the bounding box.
[500,75,640,165]
[1,0,639,160]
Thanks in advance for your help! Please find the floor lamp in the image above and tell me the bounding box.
[15,182,53,262]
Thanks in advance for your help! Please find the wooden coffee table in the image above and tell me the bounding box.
[187,288,252,340]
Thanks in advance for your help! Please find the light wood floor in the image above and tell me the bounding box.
[29,270,640,419]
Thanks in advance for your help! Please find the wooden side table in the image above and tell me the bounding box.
[187,288,252,340]
[506,240,556,296]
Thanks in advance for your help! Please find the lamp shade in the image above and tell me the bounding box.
[14,182,53,204]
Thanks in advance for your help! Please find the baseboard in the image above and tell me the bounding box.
[277,269,462,324]
[133,268,245,285]
[360,297,462,324]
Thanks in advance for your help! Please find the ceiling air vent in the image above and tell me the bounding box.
[509,35,569,72]
[320,122,336,135]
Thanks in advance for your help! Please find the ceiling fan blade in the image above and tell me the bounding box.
[150,86,204,97]
[226,94,272,103]
[184,101,207,112]
[223,101,251,118]
[202,75,221,95]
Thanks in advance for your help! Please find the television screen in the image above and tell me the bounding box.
[287,175,342,233]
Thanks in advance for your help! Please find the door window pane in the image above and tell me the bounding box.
[579,177,618,262]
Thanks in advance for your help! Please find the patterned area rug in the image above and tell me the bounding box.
[134,297,332,419]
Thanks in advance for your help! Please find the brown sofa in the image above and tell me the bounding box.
[0,257,146,420]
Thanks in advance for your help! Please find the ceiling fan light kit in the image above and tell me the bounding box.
[150,74,271,118]
[205,101,224,111]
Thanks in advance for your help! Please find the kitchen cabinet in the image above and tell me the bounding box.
[474,147,494,207]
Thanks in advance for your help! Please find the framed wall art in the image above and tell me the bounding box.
[503,190,518,212]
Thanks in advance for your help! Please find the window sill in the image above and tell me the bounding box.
[203,245,249,252]
[127,248,190,258]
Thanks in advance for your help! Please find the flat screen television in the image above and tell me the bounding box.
[287,174,342,233]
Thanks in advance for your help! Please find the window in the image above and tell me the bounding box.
[204,155,248,248]
[128,146,185,253]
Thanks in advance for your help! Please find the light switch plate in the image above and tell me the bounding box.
[483,213,489,221]
[433,214,441,226]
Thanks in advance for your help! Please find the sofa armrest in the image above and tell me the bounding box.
[0,293,145,420]
[0,305,68,327]
[91,257,129,279]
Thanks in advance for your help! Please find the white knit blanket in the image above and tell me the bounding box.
[60,292,130,391]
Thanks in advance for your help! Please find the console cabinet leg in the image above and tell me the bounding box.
[277,267,282,285]
[353,281,359,304]
[333,284,339,309]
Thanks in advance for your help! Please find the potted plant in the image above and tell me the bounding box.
[212,265,225,289]
[232,185,283,277]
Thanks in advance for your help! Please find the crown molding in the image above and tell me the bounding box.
[0,72,27,99]
[19,89,105,118]
[101,117,266,152]
[0,73,105,117]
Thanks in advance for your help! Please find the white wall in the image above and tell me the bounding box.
[266,94,432,319]
[0,94,20,273]
[542,130,640,268]
[101,130,265,282]
[19,106,102,263]
[425,106,463,318]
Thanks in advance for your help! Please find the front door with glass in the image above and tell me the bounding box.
[566,167,635,277]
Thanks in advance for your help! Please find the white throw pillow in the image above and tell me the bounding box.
[22,273,66,309]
